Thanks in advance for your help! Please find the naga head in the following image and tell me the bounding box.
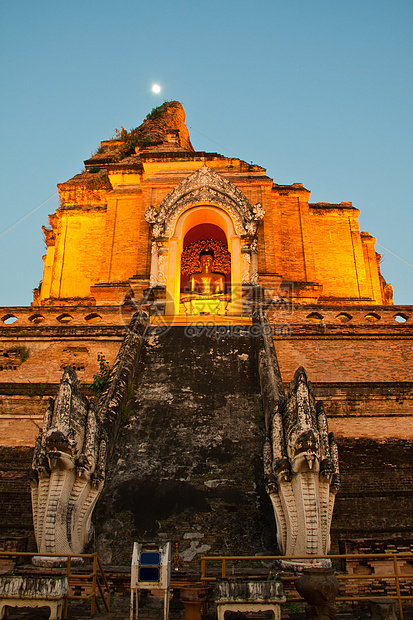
[285,367,321,472]
[45,428,73,453]
[289,428,320,473]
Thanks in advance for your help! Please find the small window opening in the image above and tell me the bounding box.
[307,312,323,323]
[57,314,74,324]
[85,313,102,324]
[2,314,17,325]
[29,314,45,324]
[364,312,381,322]
[336,313,352,323]
[394,313,408,323]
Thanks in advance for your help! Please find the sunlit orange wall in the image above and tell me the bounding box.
[309,206,370,300]
[38,159,384,305]
[258,190,321,284]
[361,233,383,303]
[42,209,107,300]
[98,190,143,283]
[259,190,383,303]
[40,245,55,300]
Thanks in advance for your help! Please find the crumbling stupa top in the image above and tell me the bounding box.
[135,100,194,152]
[83,101,194,172]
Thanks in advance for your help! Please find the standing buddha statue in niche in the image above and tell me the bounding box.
[189,249,225,295]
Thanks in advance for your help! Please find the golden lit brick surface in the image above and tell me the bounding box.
[37,119,387,307]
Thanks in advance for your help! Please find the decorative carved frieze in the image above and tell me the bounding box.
[241,253,251,284]
[144,165,265,239]
[158,254,168,286]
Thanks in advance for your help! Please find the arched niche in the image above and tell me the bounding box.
[166,205,242,315]
[183,222,227,245]
[181,223,230,292]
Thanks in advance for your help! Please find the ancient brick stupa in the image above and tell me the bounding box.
[36,101,387,309]
[0,101,412,567]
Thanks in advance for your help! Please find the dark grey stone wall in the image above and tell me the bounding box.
[94,325,276,566]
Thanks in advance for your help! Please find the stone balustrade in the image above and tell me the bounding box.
[0,304,411,329]
[0,305,136,328]
[266,304,412,327]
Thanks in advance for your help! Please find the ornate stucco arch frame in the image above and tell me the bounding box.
[168,204,241,315]
[144,165,265,315]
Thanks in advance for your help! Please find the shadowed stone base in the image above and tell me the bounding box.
[0,574,68,620]
[215,580,286,620]
[369,598,398,620]
[295,569,339,620]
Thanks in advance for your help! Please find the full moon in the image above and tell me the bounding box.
[151,84,161,94]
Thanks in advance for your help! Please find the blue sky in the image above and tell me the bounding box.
[0,0,412,306]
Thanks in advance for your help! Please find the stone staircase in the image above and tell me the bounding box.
[94,324,276,566]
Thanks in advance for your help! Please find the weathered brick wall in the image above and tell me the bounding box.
[0,309,129,381]
[0,393,46,446]
[0,446,35,544]
[329,417,413,440]
[267,192,309,281]
[0,308,132,446]
[361,232,383,304]
[313,382,413,417]
[1,305,412,447]
[312,381,413,441]
[270,306,413,385]
[0,338,121,385]
[331,438,413,550]
[98,189,144,284]
[275,337,413,383]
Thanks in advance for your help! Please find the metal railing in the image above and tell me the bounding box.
[0,551,111,618]
[200,553,413,620]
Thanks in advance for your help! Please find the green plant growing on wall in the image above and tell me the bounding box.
[121,403,132,423]
[90,353,111,399]
[114,102,178,160]
[127,383,135,401]
[114,126,153,159]
[254,395,264,422]
[84,174,112,190]
[145,100,176,120]
[8,346,30,363]
[121,383,136,423]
